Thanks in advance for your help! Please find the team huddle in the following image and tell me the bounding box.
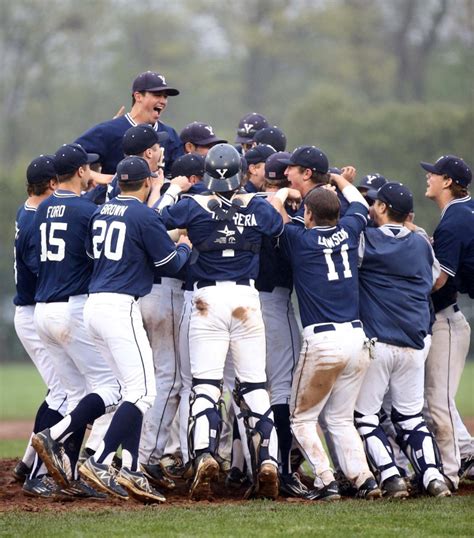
[12,70,473,504]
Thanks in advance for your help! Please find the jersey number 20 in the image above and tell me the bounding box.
[92,221,126,260]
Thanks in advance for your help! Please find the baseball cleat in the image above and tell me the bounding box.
[160,453,186,479]
[381,475,409,499]
[22,476,55,498]
[426,478,451,498]
[279,472,309,498]
[13,460,31,483]
[53,479,107,500]
[140,463,176,490]
[117,467,166,504]
[32,429,69,488]
[459,455,474,480]
[255,462,279,500]
[305,480,341,501]
[334,470,358,497]
[225,466,251,490]
[79,457,128,500]
[189,453,219,501]
[356,477,382,500]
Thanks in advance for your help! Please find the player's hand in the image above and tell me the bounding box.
[171,175,193,192]
[340,166,356,183]
[322,184,337,193]
[150,168,164,191]
[178,234,192,248]
[286,188,302,203]
[113,105,125,119]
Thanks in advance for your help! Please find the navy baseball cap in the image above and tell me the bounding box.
[123,124,169,156]
[359,173,387,191]
[26,154,57,184]
[132,71,179,96]
[171,153,205,178]
[420,155,472,187]
[53,143,99,175]
[329,166,342,175]
[375,182,413,214]
[180,122,227,146]
[278,146,329,174]
[235,112,269,143]
[244,144,276,165]
[253,126,287,152]
[117,156,157,182]
[265,152,291,181]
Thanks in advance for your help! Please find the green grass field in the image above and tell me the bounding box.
[0,362,473,537]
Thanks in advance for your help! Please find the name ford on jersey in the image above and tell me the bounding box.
[317,228,349,248]
[47,205,66,218]
[100,204,128,217]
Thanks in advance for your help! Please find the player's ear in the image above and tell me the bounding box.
[184,142,195,154]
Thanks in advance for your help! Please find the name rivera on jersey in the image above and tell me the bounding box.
[317,228,349,249]
[212,211,257,227]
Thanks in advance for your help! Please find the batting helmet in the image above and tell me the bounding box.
[203,144,242,192]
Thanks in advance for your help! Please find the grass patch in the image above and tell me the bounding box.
[0,364,47,420]
[0,439,27,458]
[0,497,472,537]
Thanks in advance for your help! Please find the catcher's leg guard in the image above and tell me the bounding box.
[188,378,223,461]
[391,407,444,488]
[232,379,278,482]
[354,411,399,483]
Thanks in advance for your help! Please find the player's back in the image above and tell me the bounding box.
[14,203,38,306]
[34,190,95,302]
[359,225,434,349]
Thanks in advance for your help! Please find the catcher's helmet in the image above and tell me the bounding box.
[203,144,242,192]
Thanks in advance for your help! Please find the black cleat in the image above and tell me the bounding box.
[22,476,55,498]
[356,477,382,500]
[160,453,186,479]
[53,479,107,500]
[305,480,341,501]
[13,461,31,483]
[79,457,128,499]
[141,463,175,490]
[225,467,251,489]
[334,470,358,497]
[117,467,166,504]
[381,475,409,499]
[459,455,474,480]
[189,453,219,501]
[32,429,69,487]
[279,472,309,498]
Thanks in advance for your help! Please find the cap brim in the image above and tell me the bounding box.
[197,137,228,146]
[277,158,294,166]
[235,135,253,143]
[86,153,100,164]
[366,188,379,201]
[420,161,437,173]
[145,86,180,96]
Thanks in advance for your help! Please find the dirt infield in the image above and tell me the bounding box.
[0,458,473,513]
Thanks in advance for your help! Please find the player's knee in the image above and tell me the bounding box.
[354,411,380,430]
[124,393,156,415]
[190,377,222,411]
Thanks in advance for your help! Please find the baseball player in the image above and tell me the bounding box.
[256,152,304,497]
[235,112,269,153]
[252,126,287,152]
[271,171,381,501]
[179,122,227,155]
[242,145,276,193]
[354,182,450,498]
[75,71,183,178]
[31,144,122,498]
[421,154,473,490]
[35,156,191,503]
[13,155,67,497]
[159,143,283,501]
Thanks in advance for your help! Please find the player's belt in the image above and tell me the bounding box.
[44,297,69,303]
[313,320,362,335]
[196,279,251,289]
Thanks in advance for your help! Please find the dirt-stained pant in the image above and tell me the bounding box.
[290,322,372,489]
[424,305,471,489]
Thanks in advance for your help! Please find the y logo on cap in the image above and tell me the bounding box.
[216,168,228,178]
[205,125,215,136]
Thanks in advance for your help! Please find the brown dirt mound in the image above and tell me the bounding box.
[0,458,472,513]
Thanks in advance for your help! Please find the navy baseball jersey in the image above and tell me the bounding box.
[431,195,474,311]
[13,203,39,306]
[161,191,284,282]
[291,186,349,226]
[279,202,368,327]
[244,181,259,194]
[255,237,292,292]
[87,195,190,297]
[358,225,435,349]
[75,114,183,177]
[34,190,96,302]
[82,184,108,205]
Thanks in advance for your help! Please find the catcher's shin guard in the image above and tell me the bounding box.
[391,407,443,482]
[233,378,277,483]
[188,378,223,461]
[354,411,398,480]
